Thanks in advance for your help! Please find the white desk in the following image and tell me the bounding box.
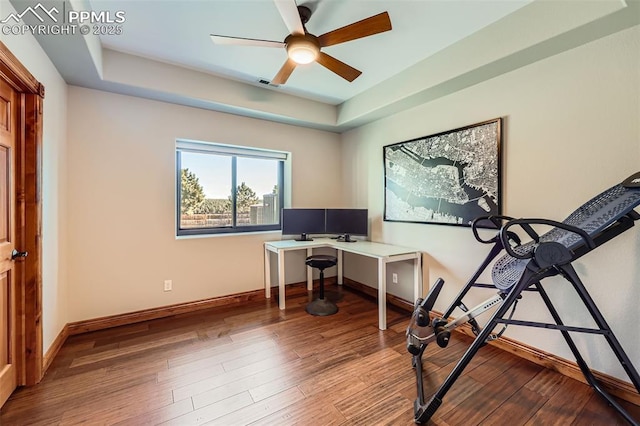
[264,238,422,330]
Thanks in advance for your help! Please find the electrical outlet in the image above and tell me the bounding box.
[392,273,398,284]
[164,280,172,292]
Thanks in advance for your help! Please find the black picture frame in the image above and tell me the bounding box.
[383,118,502,227]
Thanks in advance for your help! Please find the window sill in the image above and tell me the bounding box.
[175,230,282,240]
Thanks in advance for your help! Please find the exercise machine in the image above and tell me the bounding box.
[406,172,640,424]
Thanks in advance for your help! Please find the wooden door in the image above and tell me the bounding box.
[0,78,18,407]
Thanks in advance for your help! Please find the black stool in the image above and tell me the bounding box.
[305,254,338,316]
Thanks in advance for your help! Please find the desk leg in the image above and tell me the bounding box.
[278,250,286,310]
[337,249,343,285]
[306,248,313,291]
[264,247,271,299]
[378,259,387,330]
[413,254,421,302]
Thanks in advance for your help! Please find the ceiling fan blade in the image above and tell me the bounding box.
[316,52,362,82]
[274,0,305,36]
[210,34,285,48]
[317,11,392,47]
[272,59,297,85]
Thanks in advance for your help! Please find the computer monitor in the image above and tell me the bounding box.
[325,209,368,242]
[281,208,326,241]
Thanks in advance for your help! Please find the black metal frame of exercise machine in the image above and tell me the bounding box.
[406,172,640,425]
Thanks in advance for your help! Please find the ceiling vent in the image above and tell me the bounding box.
[257,78,279,87]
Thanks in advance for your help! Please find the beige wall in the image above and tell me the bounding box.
[341,26,640,382]
[66,87,342,321]
[0,4,69,354]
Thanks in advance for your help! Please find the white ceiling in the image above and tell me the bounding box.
[9,0,639,131]
[87,0,531,104]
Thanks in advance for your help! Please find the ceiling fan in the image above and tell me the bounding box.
[210,0,392,85]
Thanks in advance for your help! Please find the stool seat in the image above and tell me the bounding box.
[305,255,338,316]
[305,254,337,270]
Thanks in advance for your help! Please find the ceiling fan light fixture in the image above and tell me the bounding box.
[285,35,320,65]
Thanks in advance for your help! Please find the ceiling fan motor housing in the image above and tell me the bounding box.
[297,5,312,25]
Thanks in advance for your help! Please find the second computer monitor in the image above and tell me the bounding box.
[326,209,368,242]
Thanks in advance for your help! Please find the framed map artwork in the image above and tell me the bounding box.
[383,118,502,227]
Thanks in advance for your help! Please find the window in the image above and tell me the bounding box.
[176,140,288,236]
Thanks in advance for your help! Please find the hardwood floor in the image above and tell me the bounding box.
[1,284,639,425]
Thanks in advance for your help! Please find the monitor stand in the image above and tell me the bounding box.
[295,233,313,242]
[337,234,357,243]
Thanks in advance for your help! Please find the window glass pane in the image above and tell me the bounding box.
[177,141,286,236]
[236,157,280,226]
[180,151,232,229]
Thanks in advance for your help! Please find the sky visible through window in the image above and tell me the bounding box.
[182,152,278,199]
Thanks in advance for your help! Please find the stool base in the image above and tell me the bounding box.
[305,298,339,316]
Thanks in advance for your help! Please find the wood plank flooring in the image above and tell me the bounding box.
[1,285,639,425]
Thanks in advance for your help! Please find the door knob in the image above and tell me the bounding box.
[11,249,28,260]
